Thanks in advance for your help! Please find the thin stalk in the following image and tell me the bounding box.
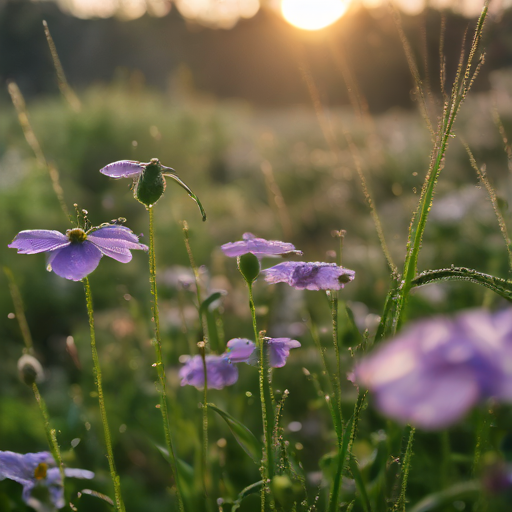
[247,283,274,510]
[83,277,125,512]
[32,383,65,484]
[199,342,210,500]
[330,292,343,438]
[393,426,415,512]
[148,207,185,512]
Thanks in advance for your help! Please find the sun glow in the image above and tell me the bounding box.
[281,0,350,31]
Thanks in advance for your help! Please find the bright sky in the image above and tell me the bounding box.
[56,0,511,26]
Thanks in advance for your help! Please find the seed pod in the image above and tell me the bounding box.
[17,354,44,386]
[135,158,166,207]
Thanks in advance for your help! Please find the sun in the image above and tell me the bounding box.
[281,0,350,31]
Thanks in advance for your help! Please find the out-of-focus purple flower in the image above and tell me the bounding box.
[354,309,512,430]
[221,233,302,259]
[0,450,94,511]
[8,224,148,281]
[225,338,256,363]
[225,337,301,368]
[179,355,238,390]
[99,160,145,178]
[263,261,355,291]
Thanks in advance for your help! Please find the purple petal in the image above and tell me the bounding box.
[267,338,301,368]
[87,225,148,263]
[179,355,238,390]
[225,338,256,363]
[263,262,355,290]
[221,233,302,258]
[8,230,70,254]
[100,160,143,179]
[47,241,102,281]
[0,451,53,485]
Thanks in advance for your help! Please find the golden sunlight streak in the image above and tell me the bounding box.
[281,0,351,31]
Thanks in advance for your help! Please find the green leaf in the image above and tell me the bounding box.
[409,481,480,512]
[199,291,225,317]
[163,168,207,221]
[208,403,261,464]
[411,267,512,302]
[349,454,372,512]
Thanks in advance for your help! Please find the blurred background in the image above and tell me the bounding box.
[1,0,512,510]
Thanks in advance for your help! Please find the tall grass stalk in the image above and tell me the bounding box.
[247,282,274,511]
[83,277,125,512]
[147,207,185,511]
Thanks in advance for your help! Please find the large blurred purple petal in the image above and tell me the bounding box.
[8,230,70,254]
[88,225,148,263]
[180,355,238,390]
[100,160,143,178]
[0,451,53,485]
[375,368,479,430]
[226,338,256,363]
[47,242,102,281]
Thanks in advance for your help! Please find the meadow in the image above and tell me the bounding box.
[2,4,512,511]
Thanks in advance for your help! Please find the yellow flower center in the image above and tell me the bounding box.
[66,228,87,243]
[34,462,48,480]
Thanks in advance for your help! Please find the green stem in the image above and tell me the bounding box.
[247,283,274,510]
[393,426,415,512]
[32,383,65,485]
[148,207,184,512]
[330,292,343,436]
[83,277,125,512]
[199,343,210,500]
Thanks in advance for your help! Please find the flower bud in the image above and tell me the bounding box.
[17,354,44,386]
[135,158,166,207]
[237,253,260,284]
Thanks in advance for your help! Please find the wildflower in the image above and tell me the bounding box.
[221,232,302,259]
[225,337,301,368]
[100,158,206,218]
[8,224,148,281]
[179,354,238,390]
[0,450,94,511]
[263,261,355,291]
[354,308,512,430]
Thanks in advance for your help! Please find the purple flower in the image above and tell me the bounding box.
[221,233,302,259]
[354,308,512,430]
[263,261,355,291]
[179,355,238,390]
[225,337,301,368]
[0,450,94,510]
[8,224,148,281]
[225,338,256,363]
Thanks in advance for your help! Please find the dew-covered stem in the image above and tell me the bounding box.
[393,426,415,512]
[199,342,210,500]
[83,277,125,512]
[247,283,274,509]
[148,207,185,512]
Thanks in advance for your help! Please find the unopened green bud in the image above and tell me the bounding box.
[135,158,166,207]
[17,354,44,386]
[237,253,260,284]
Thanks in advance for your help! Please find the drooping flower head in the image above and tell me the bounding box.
[100,158,206,218]
[263,261,355,291]
[179,354,238,390]
[225,337,301,368]
[0,450,94,511]
[8,223,148,281]
[354,308,512,430]
[221,232,302,259]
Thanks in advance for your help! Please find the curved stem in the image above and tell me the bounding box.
[148,207,185,512]
[247,283,274,511]
[83,277,125,512]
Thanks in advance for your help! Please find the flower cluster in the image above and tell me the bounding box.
[354,308,512,430]
[9,224,148,281]
[179,336,301,389]
[0,450,94,510]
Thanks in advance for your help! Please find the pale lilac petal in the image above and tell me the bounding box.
[87,225,148,263]
[8,230,70,254]
[47,242,102,281]
[0,451,52,485]
[264,262,355,290]
[179,355,238,390]
[374,368,480,430]
[100,160,143,178]
[221,233,302,258]
[267,338,301,368]
[225,338,256,363]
